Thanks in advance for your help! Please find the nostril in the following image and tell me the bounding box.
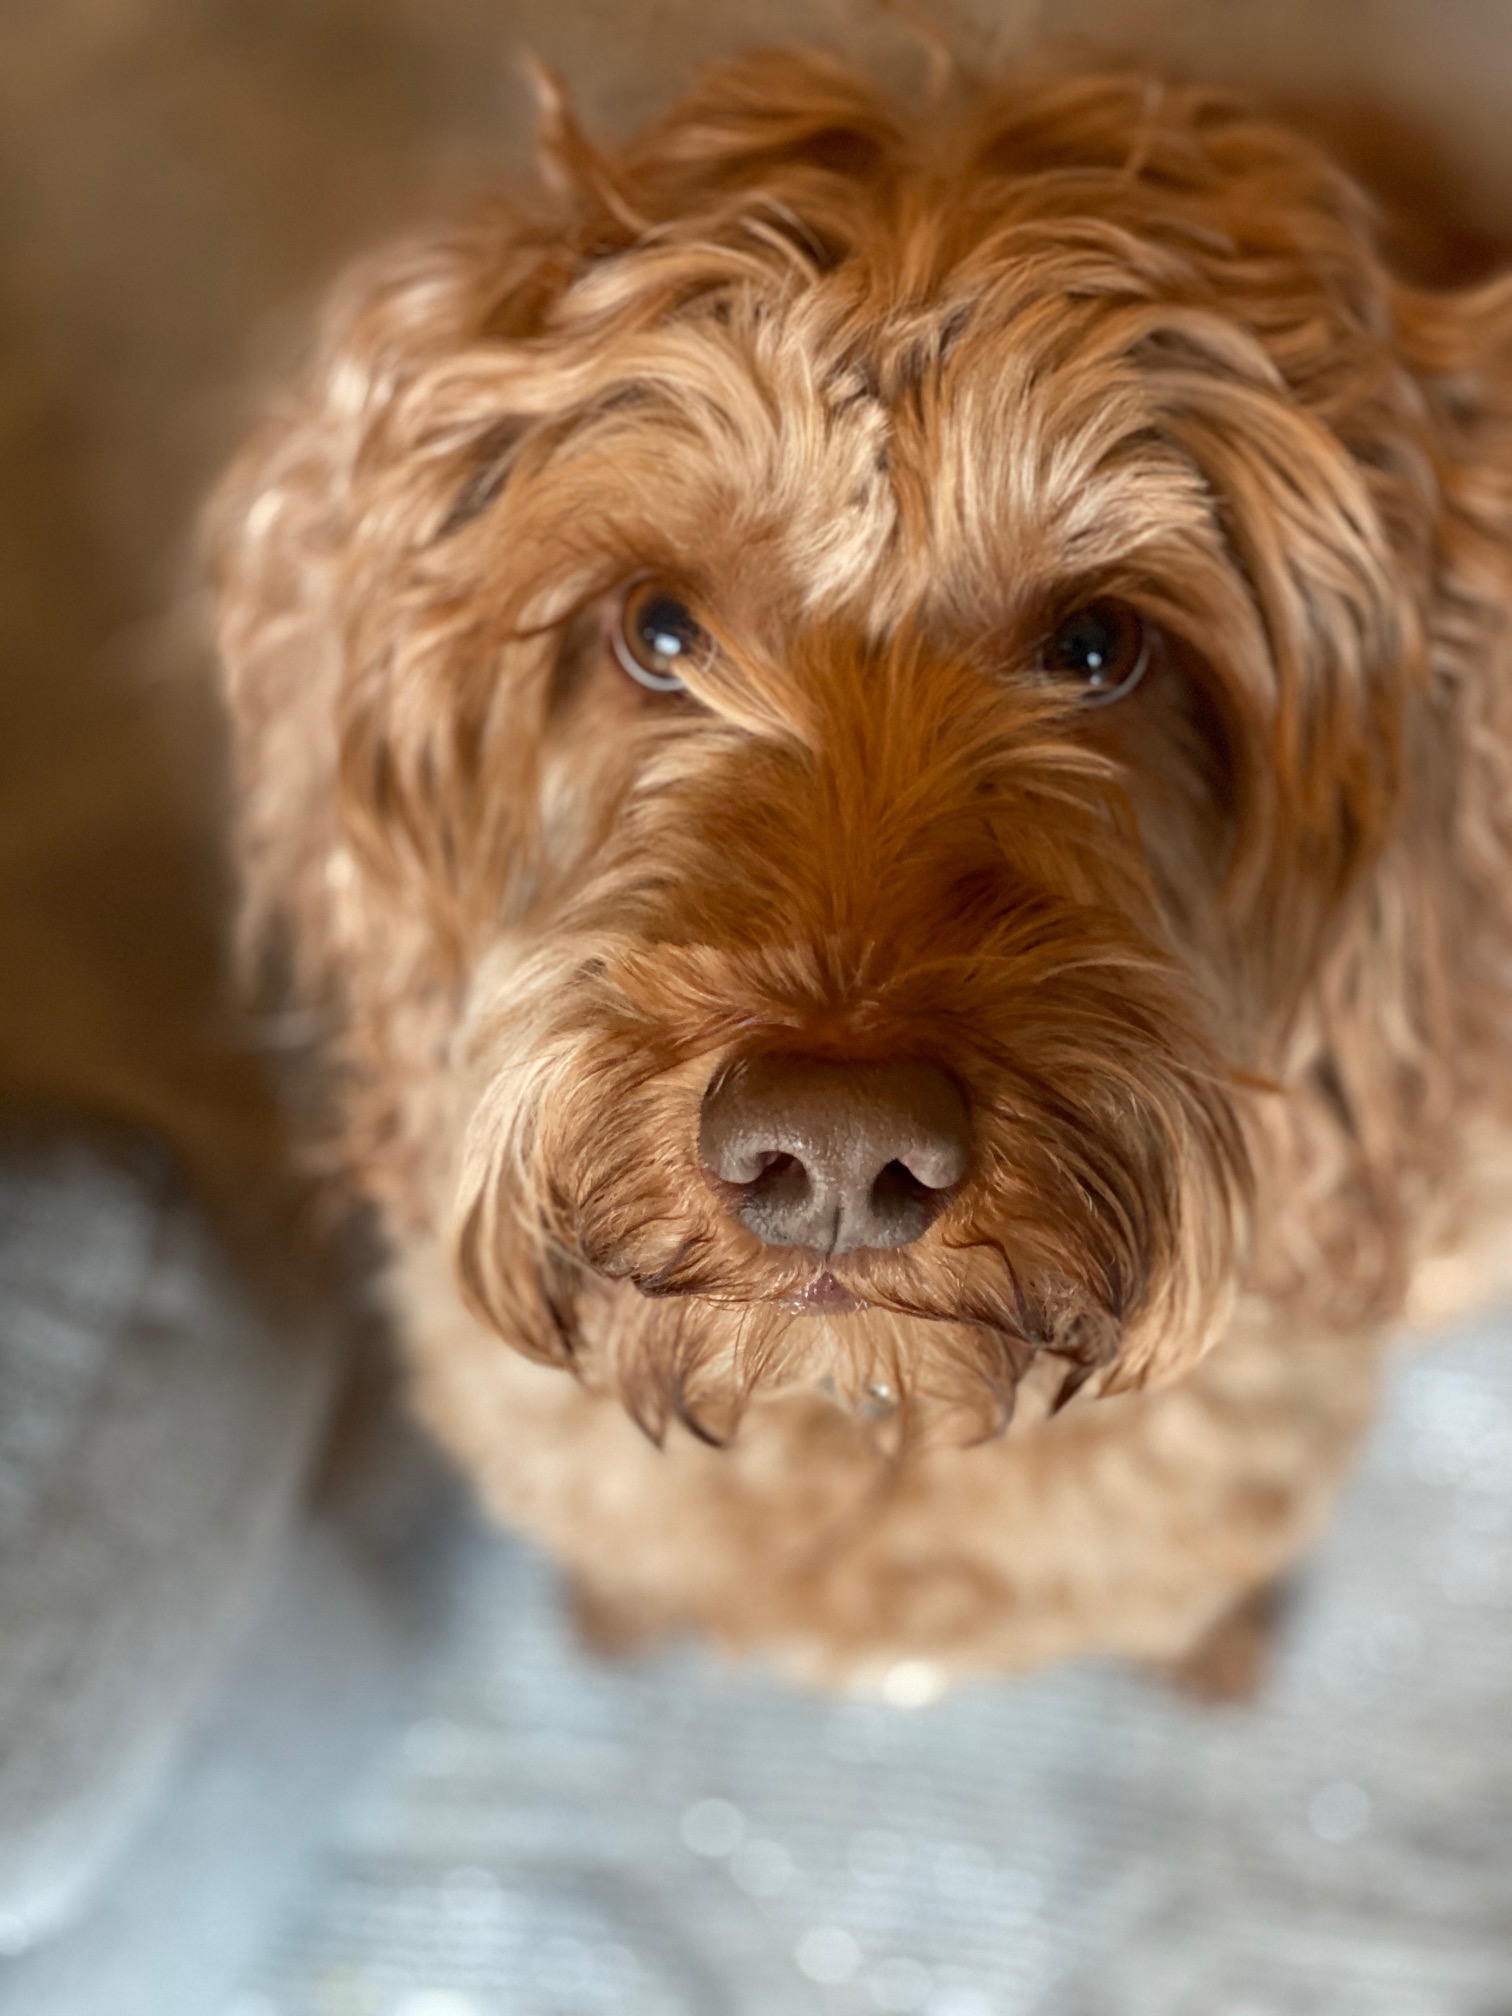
[866,1158,941,1248]
[709,1137,801,1186]
[732,1150,814,1247]
[744,1150,808,1204]
[871,1158,930,1212]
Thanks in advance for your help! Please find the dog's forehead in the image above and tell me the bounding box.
[535,135,1356,638]
[668,273,1223,627]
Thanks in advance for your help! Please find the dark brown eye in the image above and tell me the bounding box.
[1043,600,1150,704]
[613,579,709,693]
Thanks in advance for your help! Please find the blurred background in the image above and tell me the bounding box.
[1,4,1510,2014]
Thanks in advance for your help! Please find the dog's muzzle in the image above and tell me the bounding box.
[698,1053,971,1253]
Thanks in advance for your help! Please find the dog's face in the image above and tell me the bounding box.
[223,56,1475,1446]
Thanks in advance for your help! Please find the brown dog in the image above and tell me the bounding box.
[209,50,1512,1691]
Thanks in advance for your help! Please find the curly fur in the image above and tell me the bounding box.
[209,49,1512,1686]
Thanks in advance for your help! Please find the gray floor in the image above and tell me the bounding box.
[233,1315,1512,2016]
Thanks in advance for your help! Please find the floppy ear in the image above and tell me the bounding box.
[1257,269,1512,1325]
[1389,274,1512,1111]
[208,199,561,1005]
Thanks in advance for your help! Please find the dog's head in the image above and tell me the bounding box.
[215,52,1512,1445]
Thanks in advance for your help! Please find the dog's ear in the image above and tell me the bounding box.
[1252,270,1512,1325]
[1379,272,1512,1068]
[208,193,584,1002]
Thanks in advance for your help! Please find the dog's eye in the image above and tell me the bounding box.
[1043,601,1150,704]
[613,579,708,693]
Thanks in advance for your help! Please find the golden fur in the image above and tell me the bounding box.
[209,50,1512,1688]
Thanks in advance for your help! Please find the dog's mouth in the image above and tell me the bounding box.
[781,1269,868,1316]
[595,1234,1128,1427]
[617,1235,1099,1344]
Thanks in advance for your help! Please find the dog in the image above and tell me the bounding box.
[209,47,1512,1693]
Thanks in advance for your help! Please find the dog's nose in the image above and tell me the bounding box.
[698,1055,970,1253]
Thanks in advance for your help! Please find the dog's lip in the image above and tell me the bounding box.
[782,1270,866,1316]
